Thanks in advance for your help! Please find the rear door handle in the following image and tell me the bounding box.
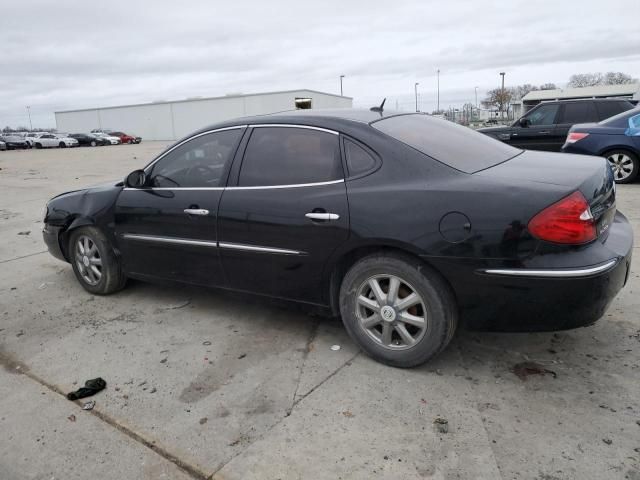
[305,212,340,221]
[184,209,209,216]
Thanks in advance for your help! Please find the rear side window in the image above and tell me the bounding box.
[596,101,633,121]
[560,102,598,124]
[239,127,343,186]
[344,139,377,176]
[372,114,520,173]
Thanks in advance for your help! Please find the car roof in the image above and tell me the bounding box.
[538,98,632,105]
[192,108,412,136]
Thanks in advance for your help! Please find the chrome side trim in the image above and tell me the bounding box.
[250,124,339,135]
[143,125,247,172]
[482,259,618,278]
[218,242,302,255]
[123,187,225,191]
[227,179,345,190]
[121,234,218,248]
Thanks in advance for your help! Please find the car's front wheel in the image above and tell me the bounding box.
[90,140,96,147]
[606,149,638,184]
[69,227,126,295]
[339,253,457,368]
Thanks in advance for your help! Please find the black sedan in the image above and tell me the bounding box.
[0,135,29,149]
[561,108,640,184]
[42,110,633,367]
[68,133,109,147]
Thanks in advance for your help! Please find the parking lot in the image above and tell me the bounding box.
[1,143,639,479]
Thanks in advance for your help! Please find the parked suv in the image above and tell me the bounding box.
[478,99,634,151]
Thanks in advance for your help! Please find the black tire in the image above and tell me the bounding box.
[339,253,458,368]
[604,149,638,184]
[68,226,126,295]
[59,142,66,148]
[35,143,42,149]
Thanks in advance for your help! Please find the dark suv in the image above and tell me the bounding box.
[479,99,634,151]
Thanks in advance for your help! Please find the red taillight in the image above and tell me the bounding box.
[565,132,589,144]
[528,191,596,244]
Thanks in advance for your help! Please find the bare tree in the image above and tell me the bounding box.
[539,83,557,90]
[482,88,513,113]
[568,72,636,87]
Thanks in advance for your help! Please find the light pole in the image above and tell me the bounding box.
[474,86,478,108]
[499,72,506,119]
[26,106,33,131]
[436,69,440,113]
[340,75,345,96]
[414,82,419,112]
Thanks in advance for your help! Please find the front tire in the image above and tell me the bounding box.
[69,227,126,295]
[59,142,66,148]
[339,253,457,368]
[90,140,97,147]
[605,149,638,184]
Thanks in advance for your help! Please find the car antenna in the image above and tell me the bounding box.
[370,98,386,113]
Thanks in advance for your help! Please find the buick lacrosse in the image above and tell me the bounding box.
[43,109,633,367]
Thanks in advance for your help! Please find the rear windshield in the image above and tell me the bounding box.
[372,114,521,173]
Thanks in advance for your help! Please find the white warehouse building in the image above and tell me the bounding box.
[55,89,353,141]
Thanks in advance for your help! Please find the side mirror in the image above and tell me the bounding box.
[519,117,530,128]
[125,169,147,188]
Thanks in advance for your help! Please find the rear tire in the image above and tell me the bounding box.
[339,253,458,368]
[59,142,66,148]
[35,143,42,149]
[605,149,638,184]
[69,227,126,295]
[90,140,96,147]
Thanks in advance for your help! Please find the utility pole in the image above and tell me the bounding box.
[499,72,506,119]
[414,82,419,112]
[436,69,440,113]
[474,86,478,108]
[26,106,33,131]
[340,75,345,96]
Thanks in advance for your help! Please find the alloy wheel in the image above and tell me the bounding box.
[75,235,102,286]
[355,274,429,350]
[607,152,634,181]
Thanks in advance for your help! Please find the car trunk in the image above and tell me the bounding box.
[476,150,616,240]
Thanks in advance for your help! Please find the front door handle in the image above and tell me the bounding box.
[184,208,209,216]
[305,212,340,221]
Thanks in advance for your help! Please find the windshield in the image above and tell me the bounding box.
[372,114,521,173]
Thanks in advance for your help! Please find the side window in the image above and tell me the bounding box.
[238,127,343,187]
[561,102,598,124]
[597,102,628,121]
[525,104,559,126]
[149,129,242,188]
[344,139,377,176]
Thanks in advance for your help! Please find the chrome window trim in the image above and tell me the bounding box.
[250,124,339,135]
[121,234,303,255]
[143,125,248,173]
[121,234,218,248]
[123,179,345,191]
[481,259,618,278]
[218,242,303,255]
[227,179,344,190]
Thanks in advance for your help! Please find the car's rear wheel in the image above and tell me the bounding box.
[69,227,126,295]
[35,143,42,149]
[90,140,96,146]
[59,142,66,148]
[339,253,457,367]
[605,149,638,184]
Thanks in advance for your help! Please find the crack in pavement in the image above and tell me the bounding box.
[0,349,209,480]
[287,318,320,415]
[208,350,361,480]
[0,250,47,264]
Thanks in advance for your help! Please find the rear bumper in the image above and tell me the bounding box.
[426,212,633,332]
[42,225,67,262]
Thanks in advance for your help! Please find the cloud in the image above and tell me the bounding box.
[1,0,638,127]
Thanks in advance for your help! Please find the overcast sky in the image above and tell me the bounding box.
[1,0,639,128]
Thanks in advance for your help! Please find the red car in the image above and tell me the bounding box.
[109,131,142,144]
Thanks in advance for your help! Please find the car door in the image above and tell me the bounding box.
[39,134,55,147]
[217,125,350,304]
[509,103,561,151]
[114,127,245,286]
[555,101,599,149]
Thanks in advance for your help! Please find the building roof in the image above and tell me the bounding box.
[522,83,640,102]
[55,89,353,114]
